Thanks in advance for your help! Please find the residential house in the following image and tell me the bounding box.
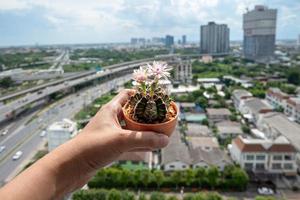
[240,98,273,124]
[161,128,192,171]
[191,147,232,170]
[216,121,243,139]
[185,123,210,137]
[266,88,289,109]
[207,108,231,123]
[285,97,300,123]
[230,135,297,176]
[232,89,253,111]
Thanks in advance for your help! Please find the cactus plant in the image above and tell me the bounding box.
[124,61,176,124]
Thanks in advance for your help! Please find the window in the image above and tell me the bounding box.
[273,155,282,160]
[256,163,265,170]
[272,163,281,169]
[244,163,253,170]
[169,165,175,169]
[284,163,293,170]
[246,155,254,160]
[182,165,186,168]
[284,155,292,161]
[256,155,266,160]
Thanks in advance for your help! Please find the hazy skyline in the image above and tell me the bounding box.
[0,0,300,46]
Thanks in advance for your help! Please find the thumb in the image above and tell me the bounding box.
[121,130,169,151]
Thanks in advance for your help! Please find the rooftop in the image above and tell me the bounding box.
[48,118,76,132]
[186,123,210,137]
[244,98,273,114]
[188,136,219,149]
[232,89,253,99]
[259,112,300,151]
[206,108,231,116]
[233,135,296,153]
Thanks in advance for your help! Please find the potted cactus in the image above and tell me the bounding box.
[122,61,178,136]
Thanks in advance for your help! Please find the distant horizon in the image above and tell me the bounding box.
[0,0,300,47]
[0,38,298,49]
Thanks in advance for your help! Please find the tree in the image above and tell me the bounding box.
[138,193,147,200]
[230,168,249,191]
[206,167,220,189]
[201,119,209,126]
[167,196,178,200]
[122,190,135,200]
[153,170,165,189]
[171,170,183,189]
[0,77,14,88]
[194,167,206,188]
[140,169,153,189]
[241,125,250,134]
[107,189,122,200]
[287,68,300,85]
[184,169,195,187]
[150,192,166,200]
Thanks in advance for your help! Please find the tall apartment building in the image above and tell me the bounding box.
[230,135,297,176]
[165,35,174,47]
[200,22,230,54]
[243,5,277,62]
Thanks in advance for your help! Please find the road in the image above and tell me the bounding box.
[0,61,150,122]
[0,74,131,185]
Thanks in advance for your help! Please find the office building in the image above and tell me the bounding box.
[182,35,186,45]
[200,22,230,54]
[47,119,77,151]
[165,35,174,47]
[243,5,277,62]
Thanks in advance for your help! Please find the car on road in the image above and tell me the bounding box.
[0,146,6,153]
[40,130,46,137]
[257,187,274,195]
[1,129,8,136]
[12,151,23,160]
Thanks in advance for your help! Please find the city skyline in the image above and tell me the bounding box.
[0,0,300,46]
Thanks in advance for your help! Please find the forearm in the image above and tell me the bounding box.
[0,134,95,200]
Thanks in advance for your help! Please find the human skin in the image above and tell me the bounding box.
[0,89,170,200]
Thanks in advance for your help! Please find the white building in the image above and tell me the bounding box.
[285,97,300,123]
[230,135,297,176]
[168,57,192,84]
[47,119,77,151]
[266,88,289,109]
[232,89,253,111]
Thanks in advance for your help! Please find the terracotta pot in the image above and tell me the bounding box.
[122,101,178,136]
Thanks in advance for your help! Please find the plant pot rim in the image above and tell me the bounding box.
[122,101,178,127]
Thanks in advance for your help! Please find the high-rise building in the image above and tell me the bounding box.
[243,5,277,62]
[169,57,192,83]
[165,35,174,47]
[200,22,230,54]
[182,35,187,45]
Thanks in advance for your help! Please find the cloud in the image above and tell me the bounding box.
[0,0,300,45]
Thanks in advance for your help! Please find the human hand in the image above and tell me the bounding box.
[75,89,169,172]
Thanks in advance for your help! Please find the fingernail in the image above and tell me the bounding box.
[157,134,169,147]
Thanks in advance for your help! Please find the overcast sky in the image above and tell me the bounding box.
[0,0,299,46]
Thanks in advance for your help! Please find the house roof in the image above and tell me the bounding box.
[233,135,296,153]
[232,89,253,99]
[260,112,300,151]
[186,124,210,136]
[190,147,232,165]
[188,136,219,149]
[244,98,272,114]
[267,88,289,99]
[161,128,192,165]
[206,108,231,116]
